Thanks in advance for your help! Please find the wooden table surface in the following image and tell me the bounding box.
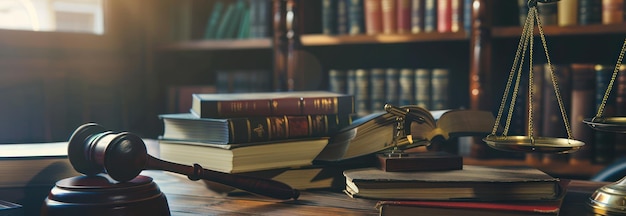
[145,170,608,216]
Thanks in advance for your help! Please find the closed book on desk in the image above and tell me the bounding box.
[160,113,350,144]
[191,91,354,118]
[376,200,561,216]
[158,138,329,173]
[343,165,562,201]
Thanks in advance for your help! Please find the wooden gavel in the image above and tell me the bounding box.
[67,123,299,200]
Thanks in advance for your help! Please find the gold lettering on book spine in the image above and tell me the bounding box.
[311,98,337,112]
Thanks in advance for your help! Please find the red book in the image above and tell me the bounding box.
[396,0,412,33]
[381,0,398,34]
[377,200,561,216]
[190,91,354,118]
[365,0,383,34]
[437,0,452,32]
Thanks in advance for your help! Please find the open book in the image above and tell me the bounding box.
[315,107,495,161]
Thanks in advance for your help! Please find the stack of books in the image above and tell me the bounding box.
[343,165,568,216]
[157,91,360,191]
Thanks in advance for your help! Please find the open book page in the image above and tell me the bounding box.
[410,109,494,141]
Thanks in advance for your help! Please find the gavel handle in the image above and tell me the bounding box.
[146,155,299,200]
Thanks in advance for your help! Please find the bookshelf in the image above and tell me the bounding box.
[153,0,626,179]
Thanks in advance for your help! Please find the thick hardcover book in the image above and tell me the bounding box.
[381,0,398,34]
[344,165,563,201]
[322,0,339,35]
[414,68,431,109]
[541,64,571,164]
[569,64,596,164]
[398,68,414,106]
[594,64,617,164]
[423,0,437,32]
[365,0,384,34]
[602,0,625,24]
[376,200,561,216]
[191,91,354,118]
[160,113,351,144]
[558,0,578,26]
[579,0,603,25]
[316,107,494,161]
[348,0,366,34]
[158,138,329,173]
[396,0,412,33]
[437,0,452,32]
[411,0,425,33]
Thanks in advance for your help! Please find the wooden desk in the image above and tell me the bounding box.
[146,170,607,215]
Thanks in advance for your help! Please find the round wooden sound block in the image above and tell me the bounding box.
[42,175,170,216]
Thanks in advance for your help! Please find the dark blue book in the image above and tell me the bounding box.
[322,0,339,35]
[348,0,366,35]
[579,0,602,25]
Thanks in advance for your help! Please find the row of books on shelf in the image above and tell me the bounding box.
[519,0,626,27]
[323,0,472,36]
[509,63,626,166]
[203,0,271,40]
[327,67,450,116]
[215,69,272,93]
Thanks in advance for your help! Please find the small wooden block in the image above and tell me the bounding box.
[377,151,463,172]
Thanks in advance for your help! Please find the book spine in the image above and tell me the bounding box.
[228,115,351,143]
[370,68,387,112]
[348,0,366,35]
[322,0,339,35]
[397,0,412,33]
[385,68,400,106]
[558,0,579,26]
[424,0,437,32]
[248,0,259,38]
[355,69,371,116]
[537,2,558,26]
[594,64,617,164]
[328,69,348,94]
[541,64,571,164]
[437,0,452,32]
[616,65,626,157]
[347,69,357,96]
[365,0,384,34]
[430,68,449,110]
[411,0,424,33]
[602,0,625,24]
[518,0,529,26]
[196,96,354,118]
[337,0,350,34]
[462,0,471,32]
[450,0,463,32]
[579,0,603,25]
[382,0,398,34]
[569,64,596,164]
[414,68,431,109]
[258,0,271,37]
[399,68,414,106]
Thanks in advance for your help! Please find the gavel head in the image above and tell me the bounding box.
[67,123,148,182]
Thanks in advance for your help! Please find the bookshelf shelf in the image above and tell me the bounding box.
[300,32,469,46]
[160,38,272,51]
[492,24,626,38]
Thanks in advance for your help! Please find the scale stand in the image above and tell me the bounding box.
[376,104,463,172]
[482,0,584,154]
[582,37,626,215]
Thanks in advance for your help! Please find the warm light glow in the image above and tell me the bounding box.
[472,89,480,96]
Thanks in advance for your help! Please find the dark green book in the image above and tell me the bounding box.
[204,1,225,39]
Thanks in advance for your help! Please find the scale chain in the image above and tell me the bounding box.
[595,38,626,118]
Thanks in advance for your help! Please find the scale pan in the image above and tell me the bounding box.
[583,117,626,133]
[483,136,584,154]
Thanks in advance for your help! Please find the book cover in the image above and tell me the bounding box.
[337,0,350,34]
[602,0,625,24]
[424,0,437,32]
[328,69,348,94]
[158,138,329,173]
[381,0,398,34]
[385,68,400,106]
[160,113,351,144]
[355,69,371,116]
[365,0,384,34]
[558,0,578,26]
[450,0,463,32]
[256,0,271,38]
[396,0,412,33]
[437,0,452,33]
[398,68,414,106]
[322,0,339,35]
[569,63,596,164]
[316,107,494,161]
[348,0,366,34]
[414,68,431,109]
[430,68,450,110]
[191,91,354,118]
[370,68,386,113]
[377,200,561,216]
[344,165,562,201]
[411,0,425,33]
[204,1,225,39]
[579,0,603,25]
